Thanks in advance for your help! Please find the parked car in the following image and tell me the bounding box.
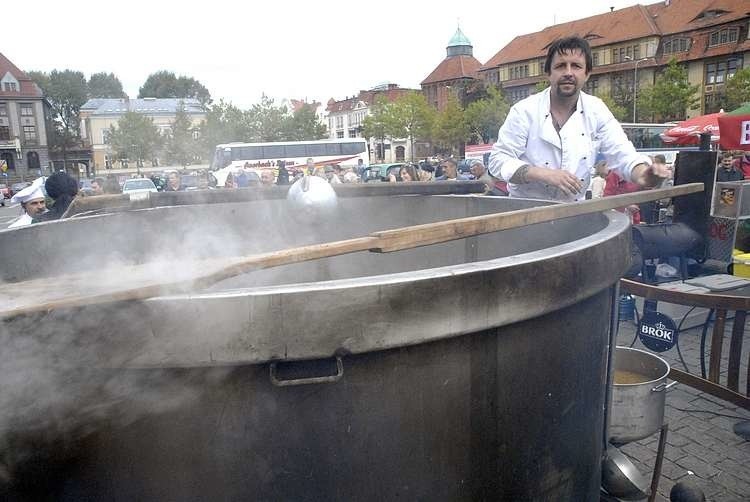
[121,178,158,195]
[363,163,404,182]
[9,181,31,198]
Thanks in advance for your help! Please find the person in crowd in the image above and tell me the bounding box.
[312,166,327,179]
[306,158,316,175]
[419,163,435,181]
[717,152,743,182]
[731,151,750,179]
[356,158,366,179]
[603,162,642,224]
[399,164,419,182]
[276,161,290,185]
[469,159,507,195]
[90,177,105,196]
[324,165,342,184]
[590,160,608,198]
[343,171,359,183]
[164,171,183,191]
[103,175,121,194]
[34,171,78,222]
[436,158,469,181]
[488,36,660,201]
[224,172,236,188]
[260,168,275,187]
[8,178,46,228]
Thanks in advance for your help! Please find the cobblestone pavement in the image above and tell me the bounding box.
[615,312,750,501]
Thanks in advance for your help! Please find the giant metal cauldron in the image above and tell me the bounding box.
[0,194,631,501]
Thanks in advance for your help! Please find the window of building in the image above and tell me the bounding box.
[706,57,741,85]
[0,102,7,116]
[585,77,600,96]
[349,129,358,138]
[663,37,691,55]
[508,87,530,104]
[612,45,640,64]
[23,125,37,143]
[335,116,344,129]
[593,52,600,67]
[3,82,18,92]
[709,27,739,47]
[192,129,200,139]
[27,151,40,170]
[0,125,10,141]
[336,131,344,139]
[102,129,111,144]
[20,104,33,116]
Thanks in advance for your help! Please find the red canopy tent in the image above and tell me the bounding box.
[660,112,723,145]
[718,103,750,151]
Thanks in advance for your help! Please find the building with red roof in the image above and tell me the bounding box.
[0,52,51,181]
[421,27,483,112]
[326,83,424,162]
[478,0,750,119]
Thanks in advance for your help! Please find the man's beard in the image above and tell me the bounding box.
[555,80,578,98]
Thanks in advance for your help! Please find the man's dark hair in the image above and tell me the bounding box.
[653,154,667,164]
[544,36,593,74]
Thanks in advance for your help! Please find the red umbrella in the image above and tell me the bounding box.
[660,112,723,145]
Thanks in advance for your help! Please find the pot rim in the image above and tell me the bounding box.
[612,346,670,386]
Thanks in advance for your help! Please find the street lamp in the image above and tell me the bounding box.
[625,56,649,122]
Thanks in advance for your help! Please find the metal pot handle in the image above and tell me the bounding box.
[270,356,344,386]
[651,381,678,393]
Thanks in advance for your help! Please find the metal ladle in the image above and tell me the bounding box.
[286,175,338,224]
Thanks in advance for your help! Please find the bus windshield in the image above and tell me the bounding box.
[211,139,369,171]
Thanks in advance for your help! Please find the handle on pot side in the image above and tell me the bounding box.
[651,381,678,393]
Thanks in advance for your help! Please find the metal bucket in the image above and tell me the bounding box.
[609,347,673,444]
[0,195,632,501]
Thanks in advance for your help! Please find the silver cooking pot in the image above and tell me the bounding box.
[609,346,676,444]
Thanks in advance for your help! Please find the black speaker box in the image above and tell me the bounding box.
[672,150,717,259]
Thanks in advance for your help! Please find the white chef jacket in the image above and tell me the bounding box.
[8,213,33,228]
[488,88,651,201]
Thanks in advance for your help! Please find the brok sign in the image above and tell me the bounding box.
[638,311,678,353]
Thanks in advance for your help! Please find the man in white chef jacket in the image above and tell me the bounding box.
[8,178,46,228]
[489,36,661,201]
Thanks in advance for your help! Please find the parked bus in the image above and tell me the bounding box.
[210,138,369,173]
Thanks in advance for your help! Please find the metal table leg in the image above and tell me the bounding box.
[648,424,669,502]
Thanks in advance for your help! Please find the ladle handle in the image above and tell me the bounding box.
[370,183,704,253]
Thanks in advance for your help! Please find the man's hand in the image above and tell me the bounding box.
[527,166,582,196]
[631,163,664,188]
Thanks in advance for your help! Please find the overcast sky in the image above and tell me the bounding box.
[4,0,645,109]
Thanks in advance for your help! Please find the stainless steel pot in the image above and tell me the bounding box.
[609,346,676,444]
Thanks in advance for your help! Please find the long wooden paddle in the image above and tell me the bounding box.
[0,183,702,319]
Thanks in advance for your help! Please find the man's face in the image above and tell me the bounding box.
[24,198,46,217]
[168,173,179,187]
[548,49,589,99]
[470,162,485,178]
[261,170,274,185]
[721,157,734,169]
[442,162,457,179]
[91,180,103,194]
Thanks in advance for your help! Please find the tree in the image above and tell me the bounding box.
[387,92,435,161]
[166,102,199,167]
[534,80,550,93]
[108,112,163,170]
[198,100,252,161]
[362,97,393,162]
[724,68,750,111]
[637,58,700,122]
[247,94,288,142]
[28,69,88,169]
[88,72,127,98]
[598,93,629,122]
[464,85,510,144]
[432,95,470,155]
[138,71,211,105]
[284,103,328,141]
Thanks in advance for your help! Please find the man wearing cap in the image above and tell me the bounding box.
[469,159,507,196]
[489,36,661,201]
[8,179,46,228]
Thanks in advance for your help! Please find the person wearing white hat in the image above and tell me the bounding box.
[8,178,46,228]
